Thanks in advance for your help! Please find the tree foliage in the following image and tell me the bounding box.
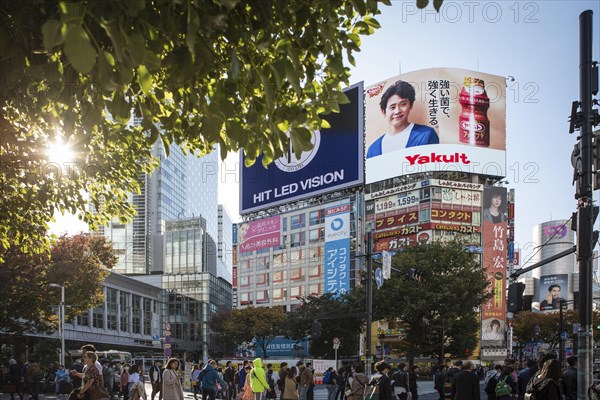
[0,233,115,335]
[211,306,286,358]
[285,293,364,358]
[0,0,392,260]
[356,240,491,364]
[511,310,600,351]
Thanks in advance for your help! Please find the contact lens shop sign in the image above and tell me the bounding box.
[324,203,351,294]
[240,83,364,214]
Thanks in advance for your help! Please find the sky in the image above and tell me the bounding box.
[53,1,600,268]
[216,0,600,268]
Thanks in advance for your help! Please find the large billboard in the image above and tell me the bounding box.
[240,83,364,214]
[324,203,351,294]
[365,68,506,184]
[538,274,568,312]
[237,216,281,253]
[481,186,508,346]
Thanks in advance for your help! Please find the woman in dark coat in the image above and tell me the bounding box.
[525,359,562,400]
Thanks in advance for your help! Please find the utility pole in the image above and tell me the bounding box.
[571,10,599,399]
[365,230,373,376]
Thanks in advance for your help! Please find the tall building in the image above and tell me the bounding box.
[97,138,233,357]
[218,205,233,283]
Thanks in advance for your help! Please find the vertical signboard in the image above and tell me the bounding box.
[539,274,568,312]
[324,203,351,294]
[481,186,508,346]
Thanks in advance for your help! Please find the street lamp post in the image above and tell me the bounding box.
[49,284,65,366]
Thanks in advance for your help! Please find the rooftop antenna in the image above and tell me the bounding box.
[399,61,402,75]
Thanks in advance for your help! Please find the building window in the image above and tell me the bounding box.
[291,232,305,247]
[144,298,152,336]
[309,229,321,243]
[273,271,286,284]
[256,290,268,304]
[92,307,104,329]
[420,208,430,221]
[106,288,118,331]
[132,295,141,334]
[290,214,305,230]
[256,273,267,286]
[472,211,481,225]
[309,284,321,296]
[431,187,442,200]
[290,286,303,299]
[308,245,321,259]
[309,210,322,226]
[120,292,130,332]
[290,268,304,281]
[309,264,321,278]
[272,288,286,301]
[273,253,286,268]
[283,217,287,232]
[240,292,252,305]
[76,313,89,327]
[240,276,251,287]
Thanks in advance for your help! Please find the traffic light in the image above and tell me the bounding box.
[407,268,423,281]
[507,282,525,313]
[311,321,322,338]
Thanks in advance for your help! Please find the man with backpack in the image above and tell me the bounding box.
[323,367,337,400]
[484,365,503,400]
[442,361,461,399]
[517,360,536,400]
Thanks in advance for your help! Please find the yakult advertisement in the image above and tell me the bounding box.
[365,68,506,184]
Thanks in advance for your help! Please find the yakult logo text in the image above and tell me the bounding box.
[406,152,471,165]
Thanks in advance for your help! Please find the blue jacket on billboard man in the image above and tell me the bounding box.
[366,80,439,158]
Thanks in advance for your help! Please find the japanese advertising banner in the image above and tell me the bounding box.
[240,83,364,214]
[324,203,351,294]
[538,274,568,312]
[238,216,281,253]
[365,68,506,184]
[481,186,507,346]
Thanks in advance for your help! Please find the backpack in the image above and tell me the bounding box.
[364,375,381,400]
[442,373,453,397]
[323,370,331,384]
[495,376,512,397]
[484,376,497,395]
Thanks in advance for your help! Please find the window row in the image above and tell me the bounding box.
[238,266,322,287]
[239,284,322,305]
[238,248,324,271]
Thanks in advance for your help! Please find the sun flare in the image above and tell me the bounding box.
[47,138,75,165]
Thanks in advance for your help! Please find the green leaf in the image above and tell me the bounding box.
[362,16,381,29]
[186,7,200,56]
[275,38,292,53]
[434,0,444,11]
[350,0,367,15]
[417,0,429,9]
[63,24,97,74]
[137,65,152,95]
[41,19,64,51]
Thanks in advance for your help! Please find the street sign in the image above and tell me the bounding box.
[165,336,171,344]
[375,268,384,288]
[333,337,340,349]
[382,250,391,279]
[164,347,172,357]
[165,322,171,331]
[561,332,569,341]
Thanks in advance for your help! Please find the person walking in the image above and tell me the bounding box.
[77,352,105,400]
[54,364,70,395]
[392,363,409,400]
[346,364,367,400]
[162,358,184,400]
[223,361,237,400]
[408,366,419,400]
[323,367,337,400]
[149,360,163,400]
[296,362,313,400]
[7,358,23,400]
[201,359,229,400]
[282,369,299,400]
[450,361,479,400]
[120,364,130,400]
[562,356,577,400]
[250,358,271,400]
[494,366,517,400]
[277,362,289,400]
[524,359,562,400]
[191,364,202,400]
